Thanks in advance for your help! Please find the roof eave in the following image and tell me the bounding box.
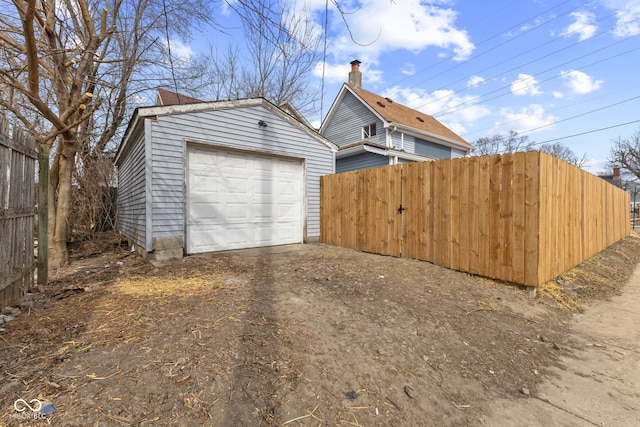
[114,108,142,165]
[387,122,473,152]
[320,84,349,134]
[336,144,434,162]
[116,98,338,164]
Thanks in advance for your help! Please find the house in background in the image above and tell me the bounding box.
[115,92,336,261]
[156,88,205,106]
[320,60,474,173]
[598,166,623,188]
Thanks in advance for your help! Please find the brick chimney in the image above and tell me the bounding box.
[348,60,362,89]
[613,166,621,184]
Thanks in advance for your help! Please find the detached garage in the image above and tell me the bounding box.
[115,96,336,261]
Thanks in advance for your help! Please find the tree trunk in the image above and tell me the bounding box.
[48,136,77,268]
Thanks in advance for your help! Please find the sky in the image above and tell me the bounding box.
[181,0,640,173]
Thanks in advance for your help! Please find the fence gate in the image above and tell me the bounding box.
[320,164,402,256]
[0,115,36,307]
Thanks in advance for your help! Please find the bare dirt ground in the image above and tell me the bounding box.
[1,232,640,426]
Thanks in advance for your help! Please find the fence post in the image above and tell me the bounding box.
[37,143,49,286]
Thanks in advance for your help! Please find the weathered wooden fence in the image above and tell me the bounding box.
[0,115,36,307]
[320,151,630,287]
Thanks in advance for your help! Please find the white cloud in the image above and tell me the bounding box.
[510,73,543,96]
[553,91,565,99]
[560,11,597,41]
[521,17,544,32]
[612,1,640,36]
[313,61,350,84]
[401,63,416,76]
[166,39,193,64]
[467,75,485,88]
[313,60,384,86]
[382,85,491,134]
[321,0,474,61]
[492,104,557,135]
[560,69,603,94]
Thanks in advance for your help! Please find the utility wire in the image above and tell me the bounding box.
[433,37,640,118]
[529,119,640,146]
[320,0,329,124]
[463,86,632,137]
[389,0,580,88]
[412,12,619,112]
[517,94,640,136]
[162,0,180,102]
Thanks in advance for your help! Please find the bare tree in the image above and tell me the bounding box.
[0,0,216,267]
[539,142,588,168]
[473,132,587,167]
[203,0,322,116]
[472,131,532,156]
[610,129,640,181]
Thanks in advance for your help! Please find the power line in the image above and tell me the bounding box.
[529,119,640,146]
[411,12,619,113]
[463,94,640,144]
[462,86,632,137]
[433,37,640,118]
[161,0,180,101]
[388,0,580,88]
[320,0,329,123]
[520,94,640,135]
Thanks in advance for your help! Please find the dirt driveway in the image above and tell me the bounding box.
[1,234,639,426]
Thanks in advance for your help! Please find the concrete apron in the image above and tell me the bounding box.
[482,267,640,426]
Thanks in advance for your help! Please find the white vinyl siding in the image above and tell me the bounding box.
[116,126,146,250]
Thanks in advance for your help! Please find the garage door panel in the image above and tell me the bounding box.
[186,145,303,253]
[225,225,252,247]
[188,202,221,221]
[277,203,299,218]
[255,179,274,195]
[277,181,299,197]
[226,202,250,220]
[253,203,273,220]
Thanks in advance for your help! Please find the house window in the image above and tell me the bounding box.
[362,123,376,139]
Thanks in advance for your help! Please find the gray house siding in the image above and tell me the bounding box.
[145,104,333,251]
[391,132,416,153]
[415,138,452,159]
[117,125,146,250]
[324,92,385,148]
[451,147,466,158]
[336,152,389,173]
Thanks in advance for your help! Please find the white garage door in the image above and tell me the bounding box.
[186,145,304,253]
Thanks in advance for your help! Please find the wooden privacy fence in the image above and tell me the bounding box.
[320,151,630,287]
[0,115,36,307]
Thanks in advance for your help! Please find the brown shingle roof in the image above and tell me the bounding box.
[157,88,205,106]
[347,84,471,147]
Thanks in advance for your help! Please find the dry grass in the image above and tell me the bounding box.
[538,281,581,311]
[114,272,239,297]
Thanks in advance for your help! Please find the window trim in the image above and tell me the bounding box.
[362,122,377,139]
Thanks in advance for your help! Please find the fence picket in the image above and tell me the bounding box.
[0,115,36,307]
